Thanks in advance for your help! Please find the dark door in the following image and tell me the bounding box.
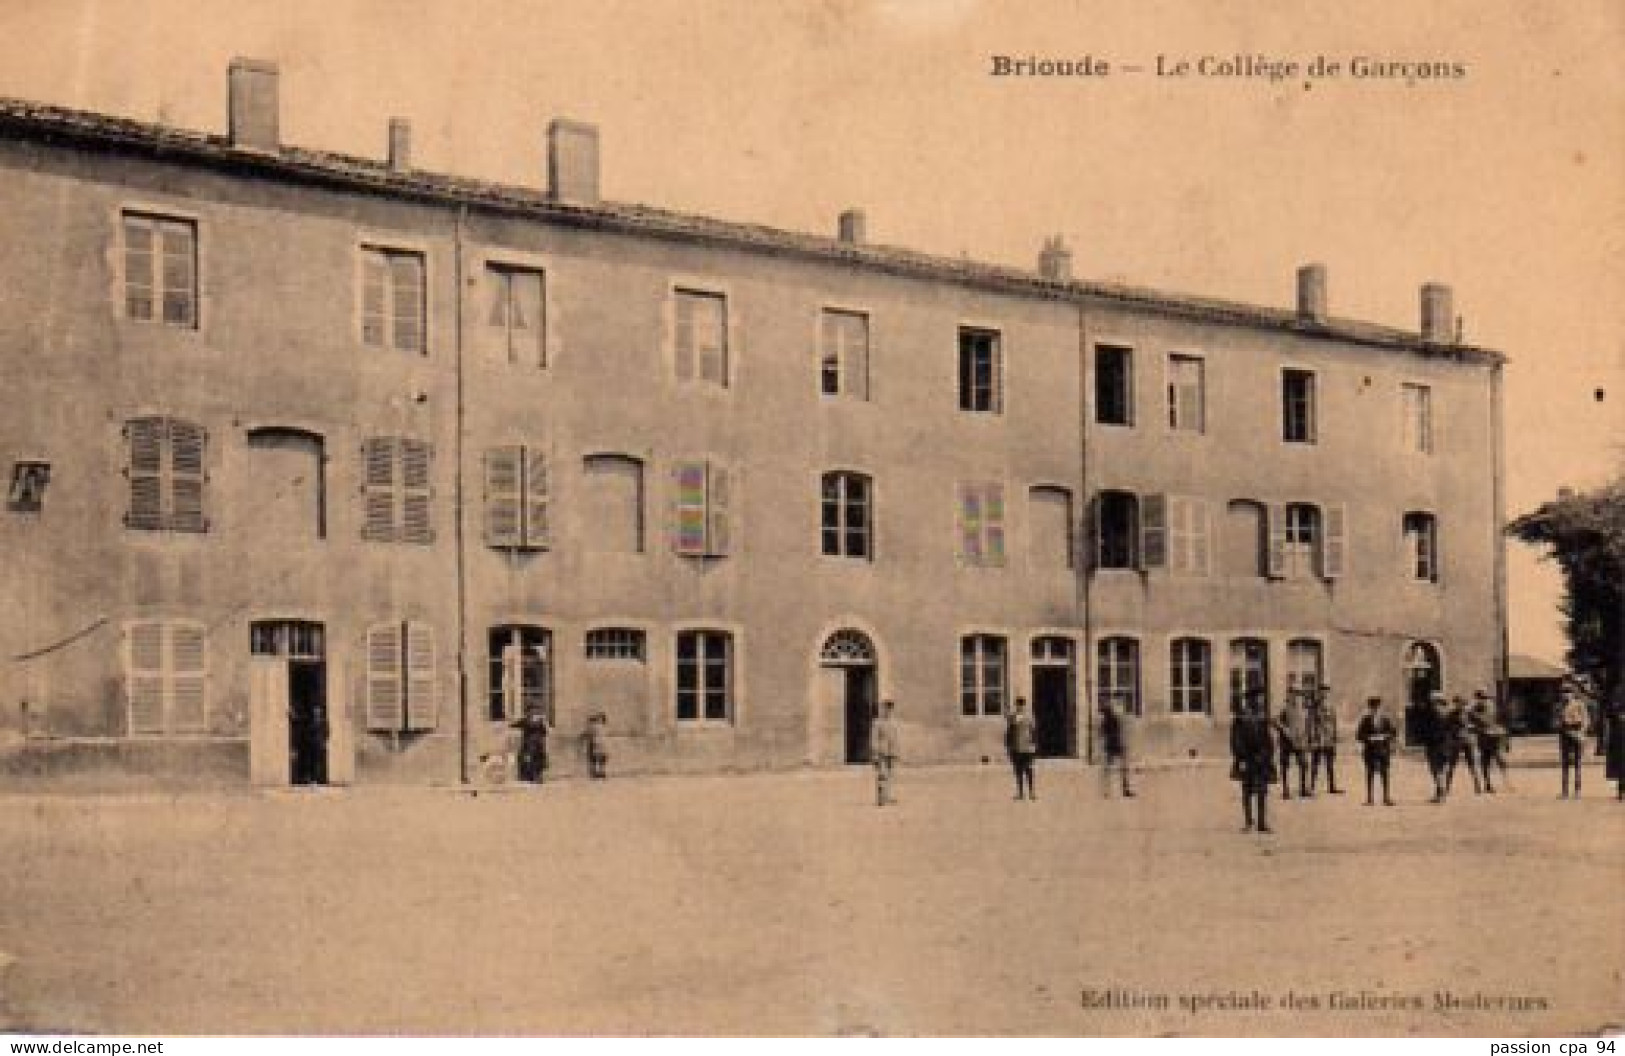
[1033,666,1073,757]
[844,666,876,764]
[288,659,328,785]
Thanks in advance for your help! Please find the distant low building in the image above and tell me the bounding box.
[1505,654,1567,735]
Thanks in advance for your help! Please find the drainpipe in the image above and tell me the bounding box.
[454,204,470,784]
[1075,297,1095,765]
[1490,359,1508,715]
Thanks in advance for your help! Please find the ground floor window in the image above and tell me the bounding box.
[960,635,1007,716]
[124,619,207,734]
[1169,637,1211,715]
[488,625,552,722]
[1286,638,1324,696]
[1229,637,1270,712]
[586,627,646,662]
[676,630,732,722]
[1096,636,1141,715]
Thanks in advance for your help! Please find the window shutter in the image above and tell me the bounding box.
[1140,493,1168,570]
[1084,493,1100,571]
[361,251,387,346]
[400,440,433,544]
[673,293,696,381]
[958,483,984,564]
[403,621,438,731]
[523,447,551,550]
[126,621,166,734]
[1191,498,1212,577]
[983,483,1006,566]
[390,254,424,353]
[168,420,207,532]
[126,417,165,530]
[483,446,523,548]
[1265,502,1288,579]
[1322,503,1347,579]
[361,438,398,541]
[168,622,207,732]
[364,624,404,731]
[672,461,708,555]
[1166,497,1190,573]
[705,462,732,556]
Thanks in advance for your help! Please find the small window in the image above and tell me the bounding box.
[1095,345,1134,425]
[1401,383,1433,454]
[820,309,870,399]
[122,212,197,329]
[957,481,1007,567]
[958,328,1002,413]
[362,438,434,545]
[486,265,546,367]
[1167,354,1205,433]
[251,620,325,660]
[1282,369,1317,444]
[125,416,207,533]
[1029,486,1074,570]
[674,289,729,387]
[7,461,50,514]
[124,619,207,734]
[1282,502,1322,579]
[671,460,733,557]
[960,634,1008,716]
[1096,637,1141,716]
[1095,490,1139,570]
[1228,637,1270,712]
[1169,638,1211,715]
[487,625,551,722]
[360,247,426,353]
[1286,638,1324,695]
[822,471,872,559]
[676,630,733,722]
[586,628,647,662]
[583,454,645,554]
[1404,511,1439,582]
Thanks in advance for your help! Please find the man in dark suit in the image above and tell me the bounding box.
[1006,697,1038,801]
[1230,690,1275,834]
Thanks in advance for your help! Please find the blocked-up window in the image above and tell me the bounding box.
[487,265,546,367]
[123,212,197,328]
[1282,369,1317,444]
[822,471,873,559]
[124,619,207,734]
[583,454,644,554]
[670,460,733,557]
[1167,354,1205,433]
[125,416,207,533]
[364,620,438,732]
[1096,636,1141,716]
[820,309,870,399]
[362,438,434,544]
[360,246,425,353]
[957,481,1007,567]
[488,625,551,722]
[483,446,550,552]
[1401,383,1434,454]
[676,630,732,722]
[1095,345,1134,425]
[1029,485,1074,570]
[958,328,1002,413]
[674,289,729,386]
[1404,511,1439,582]
[1169,638,1211,715]
[960,634,1008,716]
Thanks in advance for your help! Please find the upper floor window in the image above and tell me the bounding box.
[583,454,645,554]
[1095,490,1140,570]
[125,416,207,533]
[674,289,729,387]
[1403,511,1439,582]
[676,630,733,722]
[822,471,873,559]
[1095,344,1134,425]
[958,328,1002,413]
[1282,368,1318,444]
[586,628,647,662]
[1401,383,1433,454]
[365,620,438,731]
[957,481,1007,567]
[671,460,733,557]
[1096,636,1141,716]
[1281,502,1322,579]
[1029,485,1074,570]
[122,212,197,329]
[361,246,426,353]
[820,309,870,399]
[1268,501,1346,580]
[486,265,546,367]
[1166,354,1205,433]
[483,446,549,552]
[1094,491,1210,575]
[960,634,1008,716]
[1169,638,1211,715]
[362,437,434,545]
[124,619,207,735]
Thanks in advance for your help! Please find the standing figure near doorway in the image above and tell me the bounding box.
[1098,696,1135,798]
[1445,695,1483,795]
[512,703,550,784]
[871,700,901,806]
[292,700,329,786]
[1273,690,1310,800]
[1422,693,1452,803]
[1006,698,1038,801]
[1354,696,1397,806]
[1230,690,1275,834]
[1306,683,1344,795]
[1471,690,1508,793]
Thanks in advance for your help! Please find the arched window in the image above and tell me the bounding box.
[1286,638,1324,695]
[820,628,876,665]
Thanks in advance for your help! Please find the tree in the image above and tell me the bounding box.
[1507,477,1625,711]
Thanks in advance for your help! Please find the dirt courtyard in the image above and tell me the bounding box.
[1,758,1620,1036]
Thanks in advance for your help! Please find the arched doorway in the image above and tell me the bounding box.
[820,629,878,764]
[1404,641,1443,746]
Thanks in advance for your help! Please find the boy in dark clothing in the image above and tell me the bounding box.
[1098,697,1135,798]
[1354,696,1398,806]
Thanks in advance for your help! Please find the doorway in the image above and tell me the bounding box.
[820,629,878,765]
[1404,641,1443,746]
[1030,636,1076,757]
[252,620,328,785]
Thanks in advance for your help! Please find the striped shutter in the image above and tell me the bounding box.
[1140,493,1168,570]
[400,440,433,544]
[361,438,399,542]
[168,622,207,732]
[483,446,523,548]
[168,420,207,532]
[126,417,165,529]
[1322,503,1348,579]
[983,483,1006,566]
[1191,498,1212,577]
[403,621,438,731]
[1265,502,1288,579]
[390,253,424,353]
[123,216,156,320]
[958,483,984,564]
[705,462,732,556]
[126,621,166,734]
[364,623,403,731]
[361,250,387,346]
[523,447,551,550]
[673,292,696,381]
[672,461,708,555]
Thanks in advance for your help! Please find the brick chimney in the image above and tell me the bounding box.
[838,209,867,245]
[548,119,600,204]
[1038,235,1073,282]
[1296,263,1328,324]
[1420,282,1454,343]
[228,58,280,151]
[387,118,412,171]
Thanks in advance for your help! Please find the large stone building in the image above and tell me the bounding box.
[0,60,1507,786]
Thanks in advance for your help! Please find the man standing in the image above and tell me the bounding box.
[1446,694,1484,794]
[1230,690,1275,834]
[1422,692,1451,803]
[584,711,610,780]
[1471,690,1508,793]
[871,699,901,807]
[1354,696,1398,806]
[511,702,550,784]
[1273,689,1310,800]
[1306,683,1344,794]
[1006,697,1038,801]
[1558,685,1590,798]
[1098,696,1135,798]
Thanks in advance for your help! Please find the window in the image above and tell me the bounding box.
[671,460,733,557]
[122,212,196,328]
[487,625,550,722]
[250,620,325,659]
[1032,636,1075,665]
[958,328,1002,413]
[7,461,50,514]
[124,619,207,734]
[586,628,646,662]
[1282,502,1321,579]
[486,265,546,367]
[1169,638,1211,715]
[1404,511,1439,582]
[1095,345,1134,425]
[1286,638,1324,695]
[1029,486,1074,570]
[822,471,872,559]
[365,620,438,732]
[1228,637,1270,712]
[957,481,1007,566]
[1167,354,1205,433]
[125,416,207,533]
[1266,502,1346,580]
[583,454,644,554]
[1096,637,1141,716]
[362,438,434,544]
[820,309,870,399]
[1401,383,1433,453]
[1282,369,1317,443]
[676,630,733,722]
[1095,491,1139,569]
[360,247,425,353]
[960,635,1008,716]
[674,289,729,386]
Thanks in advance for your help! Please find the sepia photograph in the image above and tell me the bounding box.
[0,0,1620,1040]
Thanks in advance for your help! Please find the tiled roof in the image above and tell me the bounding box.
[0,96,1505,365]
[1508,654,1566,680]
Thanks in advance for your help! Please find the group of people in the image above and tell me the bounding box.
[506,705,611,784]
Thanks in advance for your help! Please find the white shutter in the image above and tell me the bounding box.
[1140,493,1168,570]
[1191,498,1212,577]
[390,253,424,353]
[168,622,207,731]
[364,623,403,731]
[483,446,522,548]
[361,250,387,346]
[673,292,696,381]
[403,621,438,731]
[1265,502,1288,579]
[126,621,166,734]
[705,462,732,556]
[523,447,551,550]
[1322,503,1348,579]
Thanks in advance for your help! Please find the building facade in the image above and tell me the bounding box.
[0,60,1507,786]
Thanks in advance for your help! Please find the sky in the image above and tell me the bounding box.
[0,0,1619,663]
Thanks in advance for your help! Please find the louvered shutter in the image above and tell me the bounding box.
[168,420,207,532]
[483,446,523,548]
[401,440,433,544]
[390,253,424,353]
[126,417,165,530]
[1265,502,1288,579]
[523,447,551,550]
[983,483,1006,566]
[123,217,155,320]
[1140,493,1168,570]
[673,293,696,381]
[126,621,166,734]
[705,462,732,556]
[1191,498,1212,577]
[168,622,207,731]
[362,438,399,542]
[403,621,438,731]
[364,624,403,731]
[361,250,387,346]
[1322,503,1348,579]
[672,462,708,555]
[958,483,984,564]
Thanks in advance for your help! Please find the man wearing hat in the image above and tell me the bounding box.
[870,699,901,807]
[1470,690,1508,793]
[1557,683,1591,798]
[511,701,550,784]
[1422,692,1451,803]
[1230,688,1276,834]
[1272,687,1310,800]
[1445,694,1483,794]
[1305,681,1345,795]
[1354,696,1398,805]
